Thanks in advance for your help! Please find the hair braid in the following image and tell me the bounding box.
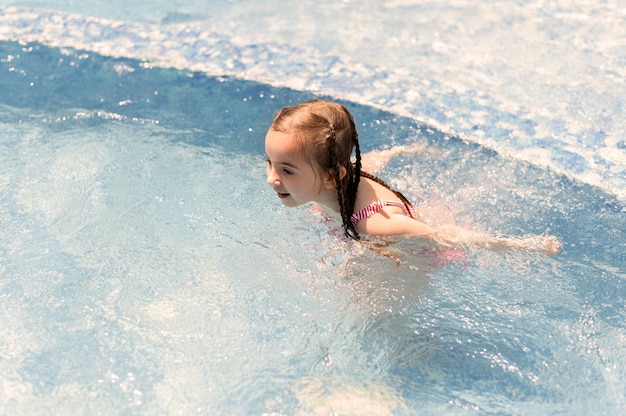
[343,132,361,239]
[328,132,359,239]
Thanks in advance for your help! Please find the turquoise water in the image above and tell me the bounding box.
[1,1,625,415]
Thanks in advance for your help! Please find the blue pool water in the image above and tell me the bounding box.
[1,1,625,415]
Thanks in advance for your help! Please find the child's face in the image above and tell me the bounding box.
[265,129,331,208]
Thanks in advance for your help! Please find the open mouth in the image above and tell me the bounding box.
[277,192,290,199]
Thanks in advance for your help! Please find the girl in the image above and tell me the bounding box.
[265,99,561,255]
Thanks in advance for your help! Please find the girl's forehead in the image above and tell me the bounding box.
[265,130,305,158]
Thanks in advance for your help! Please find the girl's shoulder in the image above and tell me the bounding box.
[352,177,414,228]
[357,175,400,203]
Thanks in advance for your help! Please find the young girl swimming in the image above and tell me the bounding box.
[265,99,561,255]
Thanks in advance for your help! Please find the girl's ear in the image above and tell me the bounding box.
[324,166,347,189]
[338,165,347,180]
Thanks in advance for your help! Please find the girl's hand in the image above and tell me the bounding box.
[494,234,562,255]
[526,234,562,256]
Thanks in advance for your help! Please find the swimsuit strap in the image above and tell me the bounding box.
[350,200,414,227]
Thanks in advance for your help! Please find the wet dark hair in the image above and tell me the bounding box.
[270,99,414,240]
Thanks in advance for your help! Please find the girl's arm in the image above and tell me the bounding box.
[357,212,561,255]
[430,223,562,255]
[359,144,561,255]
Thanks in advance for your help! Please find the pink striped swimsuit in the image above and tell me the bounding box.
[350,200,416,227]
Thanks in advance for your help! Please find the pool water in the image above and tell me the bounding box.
[1,2,626,415]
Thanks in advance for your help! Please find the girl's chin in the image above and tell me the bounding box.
[278,196,305,208]
[280,199,299,208]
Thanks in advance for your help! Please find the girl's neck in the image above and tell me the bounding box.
[314,190,341,214]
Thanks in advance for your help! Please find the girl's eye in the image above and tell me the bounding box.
[282,168,293,175]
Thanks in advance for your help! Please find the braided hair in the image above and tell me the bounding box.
[269,99,414,240]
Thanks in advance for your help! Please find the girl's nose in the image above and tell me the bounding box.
[266,166,279,185]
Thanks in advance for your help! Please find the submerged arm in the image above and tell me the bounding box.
[430,224,562,255]
[357,212,561,255]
